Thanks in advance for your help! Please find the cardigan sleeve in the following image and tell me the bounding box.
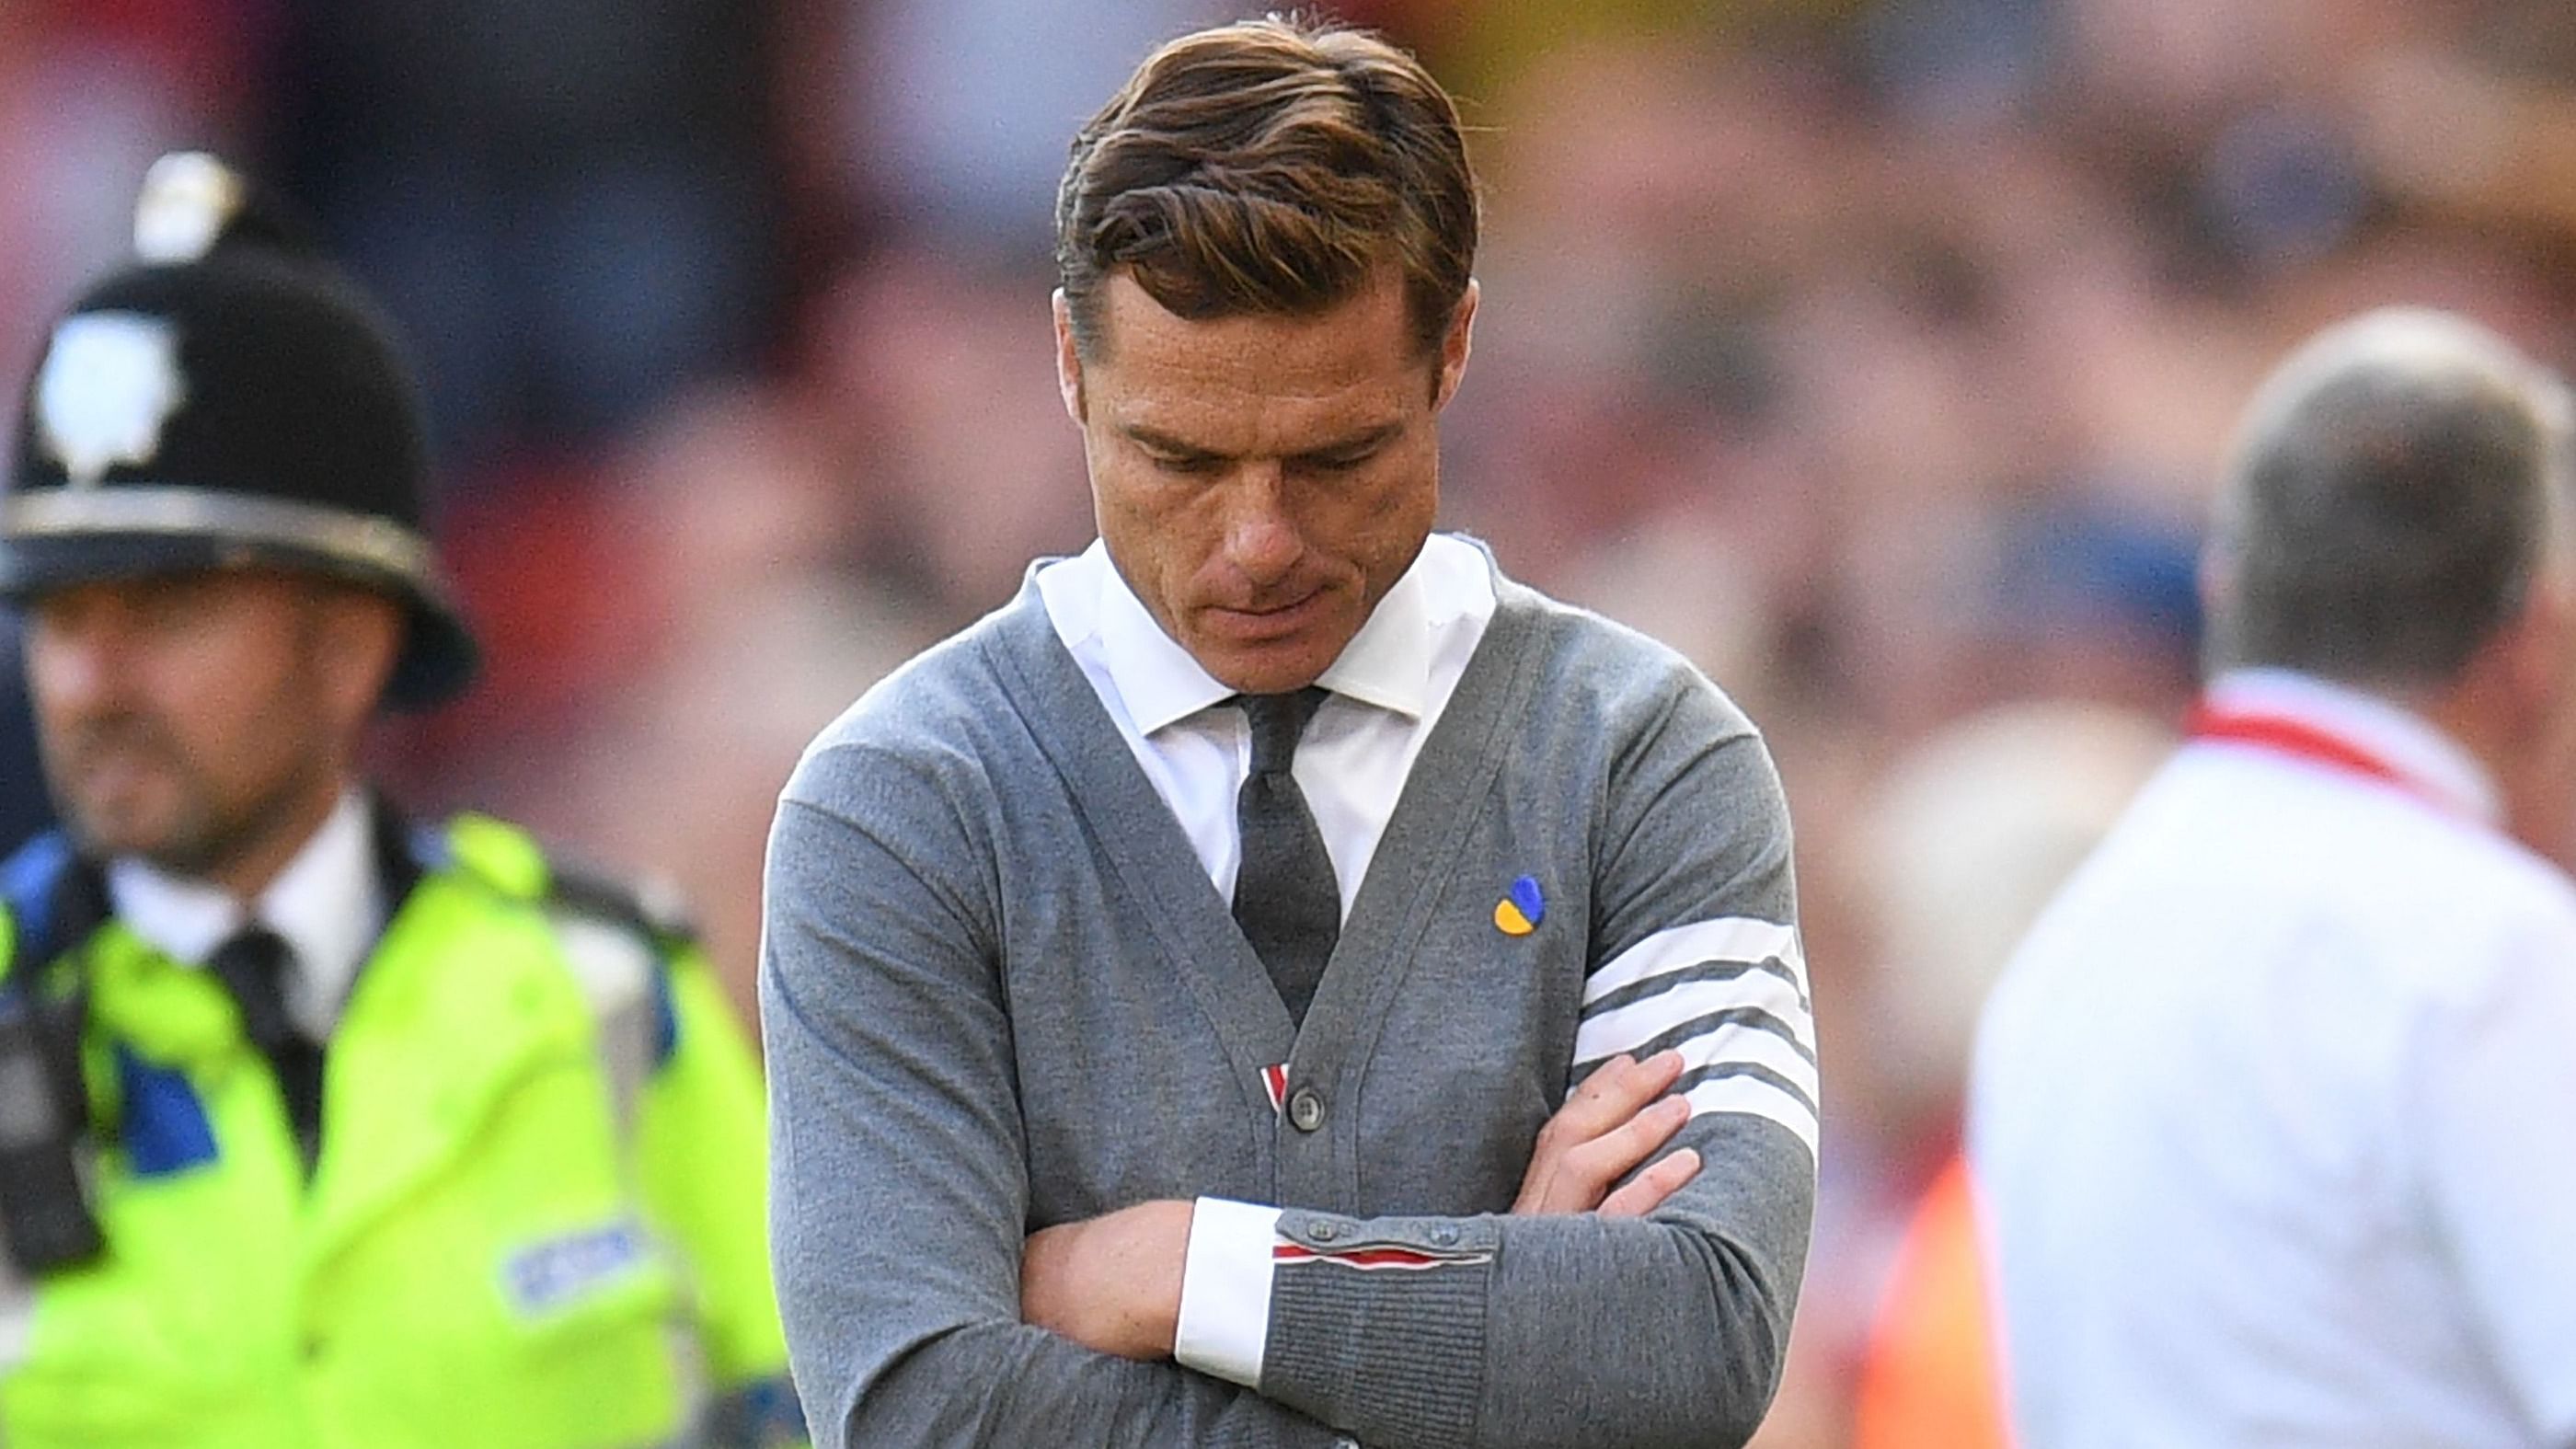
[1251,677,1814,1449]
[759,751,1351,1449]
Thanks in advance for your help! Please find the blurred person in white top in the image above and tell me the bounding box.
[1971,306,2576,1448]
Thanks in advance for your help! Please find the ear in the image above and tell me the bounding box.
[2464,558,2576,855]
[1434,279,1479,411]
[312,589,405,726]
[2502,563,2575,720]
[1052,289,1087,425]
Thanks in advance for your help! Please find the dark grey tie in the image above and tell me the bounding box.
[207,925,326,1172]
[1234,688,1339,1027]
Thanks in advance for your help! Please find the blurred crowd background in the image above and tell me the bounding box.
[9,0,2576,1440]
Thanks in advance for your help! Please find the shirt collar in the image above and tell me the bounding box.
[106,854,241,970]
[1088,540,1437,736]
[107,788,384,1028]
[2202,668,2502,825]
[259,789,384,1015]
[1314,559,1431,720]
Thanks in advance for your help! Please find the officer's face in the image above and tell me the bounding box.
[1056,269,1476,696]
[24,568,398,895]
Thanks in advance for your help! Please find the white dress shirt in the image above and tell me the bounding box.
[1038,532,1497,1392]
[107,788,385,1040]
[1971,669,2576,1446]
[1037,533,1498,916]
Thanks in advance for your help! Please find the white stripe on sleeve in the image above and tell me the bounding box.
[1686,1075,1821,1159]
[1669,1023,1820,1104]
[1575,967,1815,1065]
[1577,917,1821,1158]
[1582,916,1802,1005]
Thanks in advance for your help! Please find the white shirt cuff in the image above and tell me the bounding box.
[1173,1196,1282,1387]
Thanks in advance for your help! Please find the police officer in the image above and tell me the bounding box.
[0,155,803,1448]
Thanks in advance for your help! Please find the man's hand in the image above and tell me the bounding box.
[1020,1198,1194,1360]
[1512,1049,1702,1216]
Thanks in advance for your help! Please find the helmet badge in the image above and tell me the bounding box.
[34,313,187,488]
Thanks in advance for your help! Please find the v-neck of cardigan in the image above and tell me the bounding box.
[983,552,1549,1085]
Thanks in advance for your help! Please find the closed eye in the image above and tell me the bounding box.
[1294,447,1380,473]
[1291,425,1403,474]
[1145,449,1226,476]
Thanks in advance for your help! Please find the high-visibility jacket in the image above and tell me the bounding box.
[0,811,802,1449]
[1852,1152,2009,1449]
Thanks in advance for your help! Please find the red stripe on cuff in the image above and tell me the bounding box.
[1272,1244,1489,1271]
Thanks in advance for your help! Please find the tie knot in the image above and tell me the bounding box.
[1239,687,1328,776]
[211,923,291,977]
[207,924,297,1048]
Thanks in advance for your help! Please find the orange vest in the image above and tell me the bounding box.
[1852,1153,2010,1449]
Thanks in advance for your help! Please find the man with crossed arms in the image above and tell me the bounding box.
[760,17,1816,1448]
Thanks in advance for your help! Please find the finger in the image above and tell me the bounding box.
[1551,1050,1686,1144]
[1536,1093,1690,1213]
[1550,1053,1635,1131]
[1567,1092,1690,1186]
[1599,1146,1703,1218]
[1517,1058,1650,1212]
[1516,1053,1693,1214]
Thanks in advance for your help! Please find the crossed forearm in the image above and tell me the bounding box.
[1019,1050,1696,1356]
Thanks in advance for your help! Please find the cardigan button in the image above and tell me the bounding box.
[1287,1088,1325,1133]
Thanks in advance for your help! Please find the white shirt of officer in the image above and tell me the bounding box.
[107,787,382,1039]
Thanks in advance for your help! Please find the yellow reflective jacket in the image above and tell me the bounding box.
[0,812,799,1449]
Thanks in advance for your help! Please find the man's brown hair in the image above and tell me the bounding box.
[1054,16,1478,362]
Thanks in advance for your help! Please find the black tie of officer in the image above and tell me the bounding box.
[207,924,325,1171]
[1234,688,1339,1027]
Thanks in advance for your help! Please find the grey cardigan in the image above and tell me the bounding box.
[761,560,1813,1449]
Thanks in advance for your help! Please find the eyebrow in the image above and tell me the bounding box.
[1121,420,1406,465]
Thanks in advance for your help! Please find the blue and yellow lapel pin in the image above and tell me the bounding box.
[1493,875,1546,936]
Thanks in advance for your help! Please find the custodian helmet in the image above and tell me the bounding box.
[1,153,477,709]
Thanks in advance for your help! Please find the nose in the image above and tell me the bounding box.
[1220,464,1305,587]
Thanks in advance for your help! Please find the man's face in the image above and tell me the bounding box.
[1056,270,1475,696]
[23,568,395,884]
